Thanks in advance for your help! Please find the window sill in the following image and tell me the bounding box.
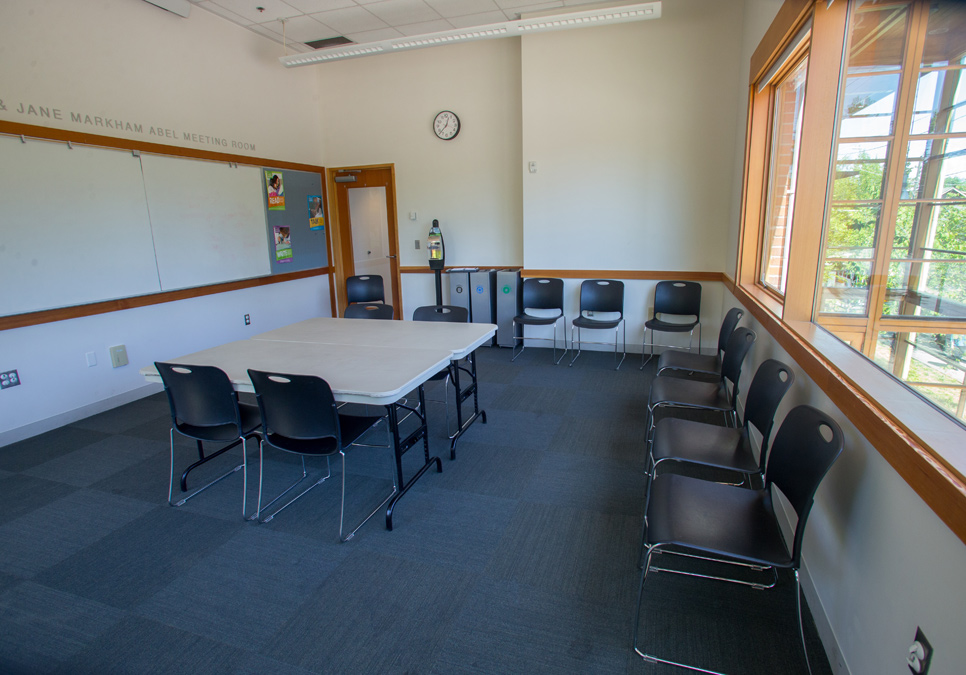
[732,281,966,544]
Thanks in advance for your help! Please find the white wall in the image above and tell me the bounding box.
[521,0,743,272]
[0,0,329,444]
[0,0,324,165]
[316,39,524,270]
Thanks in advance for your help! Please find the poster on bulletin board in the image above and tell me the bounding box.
[307,195,324,230]
[273,225,292,263]
[265,170,285,210]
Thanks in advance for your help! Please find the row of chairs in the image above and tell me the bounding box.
[155,362,394,542]
[633,311,846,673]
[511,278,703,371]
[346,274,704,372]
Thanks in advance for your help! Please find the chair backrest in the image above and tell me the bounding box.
[765,405,844,564]
[716,307,744,355]
[742,359,795,470]
[247,369,341,450]
[344,303,394,320]
[720,326,756,403]
[579,279,624,317]
[653,281,701,320]
[346,274,385,305]
[155,362,241,435]
[412,304,469,323]
[522,277,564,313]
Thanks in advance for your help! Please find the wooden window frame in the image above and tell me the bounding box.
[737,0,966,544]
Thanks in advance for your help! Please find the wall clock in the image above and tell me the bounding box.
[433,110,460,140]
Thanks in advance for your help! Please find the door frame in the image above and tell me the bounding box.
[326,164,401,317]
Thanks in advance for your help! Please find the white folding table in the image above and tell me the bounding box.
[142,318,496,530]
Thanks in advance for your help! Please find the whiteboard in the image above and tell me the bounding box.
[0,135,161,315]
[141,154,271,291]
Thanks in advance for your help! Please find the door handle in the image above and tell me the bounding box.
[386,255,397,259]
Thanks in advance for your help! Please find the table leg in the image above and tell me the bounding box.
[385,385,442,531]
[448,350,487,460]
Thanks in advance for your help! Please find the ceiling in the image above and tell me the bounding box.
[190,0,636,55]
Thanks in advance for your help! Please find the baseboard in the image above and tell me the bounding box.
[0,382,163,447]
[799,560,851,675]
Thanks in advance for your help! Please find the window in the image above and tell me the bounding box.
[817,0,966,423]
[761,55,810,295]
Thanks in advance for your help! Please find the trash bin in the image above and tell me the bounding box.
[470,269,497,346]
[495,269,522,348]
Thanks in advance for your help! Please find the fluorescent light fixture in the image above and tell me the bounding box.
[280,1,661,67]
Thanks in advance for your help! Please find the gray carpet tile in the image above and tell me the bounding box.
[455,407,561,451]
[0,489,156,578]
[68,397,171,434]
[0,474,78,527]
[631,561,822,675]
[568,387,652,422]
[0,581,125,674]
[354,486,519,572]
[0,571,20,595]
[484,501,641,606]
[22,434,167,487]
[0,426,111,472]
[491,383,578,416]
[524,452,646,517]
[427,440,544,500]
[548,414,647,462]
[58,615,316,675]
[89,446,181,505]
[135,526,347,651]
[262,550,475,673]
[34,507,244,610]
[429,577,629,674]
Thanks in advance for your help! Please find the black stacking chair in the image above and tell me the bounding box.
[657,306,744,380]
[569,279,626,370]
[413,305,469,437]
[344,302,394,320]
[641,280,702,368]
[346,274,385,305]
[512,277,567,364]
[634,405,844,675]
[640,359,795,565]
[644,326,756,445]
[247,369,394,541]
[155,362,261,519]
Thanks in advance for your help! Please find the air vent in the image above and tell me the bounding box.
[306,36,354,50]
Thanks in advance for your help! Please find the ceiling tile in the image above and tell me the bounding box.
[396,19,456,35]
[446,10,510,27]
[204,0,301,24]
[365,0,442,26]
[310,6,389,33]
[281,0,357,11]
[261,14,338,41]
[343,26,406,42]
[493,0,563,11]
[195,1,251,24]
[423,0,499,20]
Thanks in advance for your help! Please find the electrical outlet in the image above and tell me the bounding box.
[244,314,251,325]
[109,345,129,368]
[86,351,97,367]
[907,627,933,675]
[0,370,20,389]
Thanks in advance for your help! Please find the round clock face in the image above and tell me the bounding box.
[433,110,460,140]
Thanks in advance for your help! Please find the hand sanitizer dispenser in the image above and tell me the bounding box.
[428,220,445,270]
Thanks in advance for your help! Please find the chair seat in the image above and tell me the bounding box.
[657,350,721,376]
[649,376,730,412]
[645,473,792,568]
[645,317,699,333]
[514,312,562,326]
[572,315,622,330]
[176,402,261,442]
[650,417,758,474]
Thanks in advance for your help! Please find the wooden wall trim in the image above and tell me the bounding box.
[0,121,325,173]
[400,267,726,282]
[0,268,331,331]
[729,276,966,545]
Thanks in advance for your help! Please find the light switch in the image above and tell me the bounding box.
[409,211,417,221]
[528,161,537,174]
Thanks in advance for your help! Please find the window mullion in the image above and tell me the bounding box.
[865,1,931,358]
